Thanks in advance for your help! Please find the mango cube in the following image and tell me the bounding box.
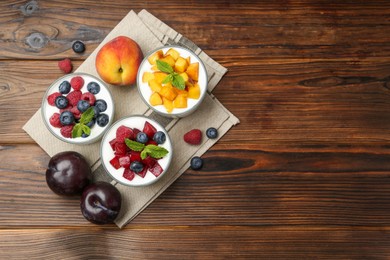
[159,86,177,101]
[148,79,162,93]
[159,55,175,67]
[142,72,154,83]
[148,50,163,65]
[173,95,188,108]
[186,56,191,65]
[149,92,163,106]
[186,62,199,81]
[174,57,189,73]
[166,48,180,61]
[180,72,189,83]
[187,83,201,99]
[153,72,168,84]
[163,97,174,113]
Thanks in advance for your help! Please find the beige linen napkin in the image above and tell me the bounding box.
[23,10,239,228]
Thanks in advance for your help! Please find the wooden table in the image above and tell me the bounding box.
[1,1,390,258]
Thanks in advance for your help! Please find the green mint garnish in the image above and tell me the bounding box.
[125,139,145,151]
[140,144,169,160]
[71,107,94,138]
[156,60,185,90]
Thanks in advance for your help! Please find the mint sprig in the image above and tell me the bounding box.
[125,139,145,151]
[156,60,185,90]
[125,138,169,160]
[71,107,94,138]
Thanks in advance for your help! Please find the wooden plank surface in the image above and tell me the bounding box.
[1,0,390,258]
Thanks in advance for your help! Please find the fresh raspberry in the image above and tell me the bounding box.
[60,104,73,113]
[47,92,61,106]
[49,113,62,128]
[67,90,82,106]
[70,106,81,120]
[60,125,74,138]
[70,76,84,90]
[183,129,202,145]
[81,92,96,106]
[116,125,134,143]
[58,58,72,74]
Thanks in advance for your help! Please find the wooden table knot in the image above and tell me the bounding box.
[25,32,48,49]
[21,0,39,16]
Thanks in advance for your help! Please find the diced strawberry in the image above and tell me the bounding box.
[136,166,148,178]
[142,156,157,169]
[143,121,157,139]
[47,92,61,106]
[114,142,128,156]
[116,125,134,143]
[146,140,158,146]
[129,151,141,162]
[81,92,96,106]
[109,156,121,169]
[123,168,135,181]
[150,162,164,177]
[119,155,131,168]
[109,138,117,150]
[133,128,141,136]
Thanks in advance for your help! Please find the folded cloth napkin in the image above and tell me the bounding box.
[23,9,239,228]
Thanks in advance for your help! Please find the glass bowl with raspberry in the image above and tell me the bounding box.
[137,46,208,118]
[41,72,114,145]
[100,115,173,187]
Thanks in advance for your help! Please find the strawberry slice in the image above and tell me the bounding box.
[146,139,158,146]
[150,161,164,177]
[114,142,128,156]
[142,156,157,169]
[133,128,141,136]
[109,156,121,169]
[129,151,141,162]
[143,121,157,139]
[109,138,117,150]
[123,168,135,181]
[136,166,148,178]
[116,125,134,143]
[119,155,131,168]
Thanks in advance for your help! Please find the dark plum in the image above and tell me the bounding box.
[80,182,122,225]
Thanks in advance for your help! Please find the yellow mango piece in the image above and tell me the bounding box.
[179,72,189,83]
[186,62,199,81]
[163,97,174,113]
[185,81,194,89]
[176,89,188,97]
[174,57,189,73]
[149,92,163,106]
[173,95,188,108]
[148,50,164,65]
[158,55,175,67]
[166,48,180,61]
[188,83,201,99]
[159,86,177,101]
[153,72,168,84]
[151,65,159,71]
[186,56,191,65]
[148,79,162,92]
[142,72,154,83]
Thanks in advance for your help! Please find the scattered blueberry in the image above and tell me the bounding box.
[87,82,100,94]
[130,161,144,173]
[86,118,95,128]
[206,127,218,139]
[58,81,71,94]
[95,99,107,112]
[91,106,100,118]
[136,132,149,144]
[60,111,75,125]
[77,100,90,113]
[153,131,166,144]
[72,40,85,54]
[96,113,109,127]
[190,156,203,170]
[55,96,69,109]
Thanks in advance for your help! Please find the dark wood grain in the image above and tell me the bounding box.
[1,0,390,258]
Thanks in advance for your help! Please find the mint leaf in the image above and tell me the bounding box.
[156,60,174,74]
[125,139,145,151]
[79,107,95,125]
[81,124,91,136]
[172,74,185,90]
[141,145,169,160]
[162,74,173,84]
[72,124,83,138]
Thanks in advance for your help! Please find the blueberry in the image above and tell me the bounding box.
[60,111,75,126]
[81,133,89,138]
[153,131,166,144]
[91,106,100,118]
[72,40,85,54]
[95,99,107,112]
[55,96,69,109]
[58,81,71,94]
[86,118,95,128]
[190,156,203,170]
[96,113,109,127]
[87,82,100,94]
[136,132,149,144]
[77,100,90,113]
[206,127,218,139]
[130,161,144,173]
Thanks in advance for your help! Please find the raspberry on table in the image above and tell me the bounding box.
[58,58,72,74]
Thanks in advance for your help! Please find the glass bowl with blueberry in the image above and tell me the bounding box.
[41,72,114,145]
[100,115,172,187]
